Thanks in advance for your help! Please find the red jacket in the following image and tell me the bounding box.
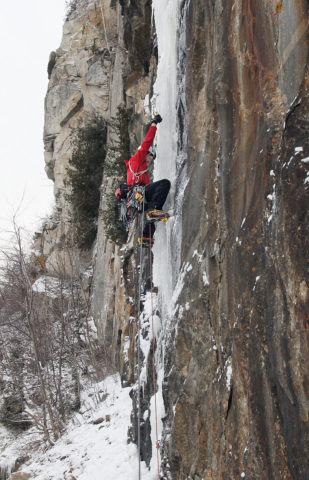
[124,125,156,185]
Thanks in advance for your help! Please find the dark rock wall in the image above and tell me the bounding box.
[161,1,309,479]
[119,0,156,86]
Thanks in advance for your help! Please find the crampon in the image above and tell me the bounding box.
[137,236,154,248]
[145,209,170,223]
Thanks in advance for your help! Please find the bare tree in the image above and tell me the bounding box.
[0,220,110,445]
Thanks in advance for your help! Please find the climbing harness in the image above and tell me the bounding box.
[128,160,149,184]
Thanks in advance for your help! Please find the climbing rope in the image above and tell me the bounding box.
[136,193,161,480]
[136,190,145,480]
[99,0,111,54]
[149,224,160,479]
[133,102,163,477]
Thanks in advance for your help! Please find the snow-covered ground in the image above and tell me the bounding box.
[0,375,156,480]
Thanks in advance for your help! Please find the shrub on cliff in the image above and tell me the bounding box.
[104,105,131,178]
[65,117,107,249]
[101,106,132,245]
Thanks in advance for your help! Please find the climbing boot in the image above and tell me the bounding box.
[145,209,169,222]
[138,236,154,248]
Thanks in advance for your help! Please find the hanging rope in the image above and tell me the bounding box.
[149,224,160,479]
[136,192,161,479]
[99,0,111,54]
[136,190,146,480]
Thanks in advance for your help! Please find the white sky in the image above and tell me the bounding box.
[0,0,66,248]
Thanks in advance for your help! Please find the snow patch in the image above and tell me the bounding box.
[192,249,203,262]
[241,216,246,228]
[226,361,232,390]
[171,262,188,307]
[143,94,150,116]
[203,271,209,286]
[185,262,193,272]
[32,275,63,298]
[295,146,303,153]
[123,336,130,361]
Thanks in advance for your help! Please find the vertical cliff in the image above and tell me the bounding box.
[157,1,309,479]
[40,1,308,479]
[41,0,121,270]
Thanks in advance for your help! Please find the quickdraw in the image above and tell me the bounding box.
[120,185,145,230]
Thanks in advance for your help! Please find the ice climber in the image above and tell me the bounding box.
[115,114,170,246]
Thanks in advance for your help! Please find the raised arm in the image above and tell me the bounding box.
[138,125,157,156]
[137,114,163,157]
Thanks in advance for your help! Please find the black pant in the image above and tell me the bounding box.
[145,179,171,210]
[143,179,170,237]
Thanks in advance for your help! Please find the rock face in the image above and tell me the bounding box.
[160,1,309,479]
[41,0,120,271]
[41,0,158,421]
[41,1,308,479]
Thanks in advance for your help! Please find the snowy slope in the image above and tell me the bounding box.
[1,375,155,480]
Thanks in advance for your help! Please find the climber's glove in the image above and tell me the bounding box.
[151,114,162,124]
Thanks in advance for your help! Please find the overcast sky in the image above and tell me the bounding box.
[0,0,66,249]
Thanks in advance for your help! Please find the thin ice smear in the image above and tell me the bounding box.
[152,0,179,310]
[149,0,180,475]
